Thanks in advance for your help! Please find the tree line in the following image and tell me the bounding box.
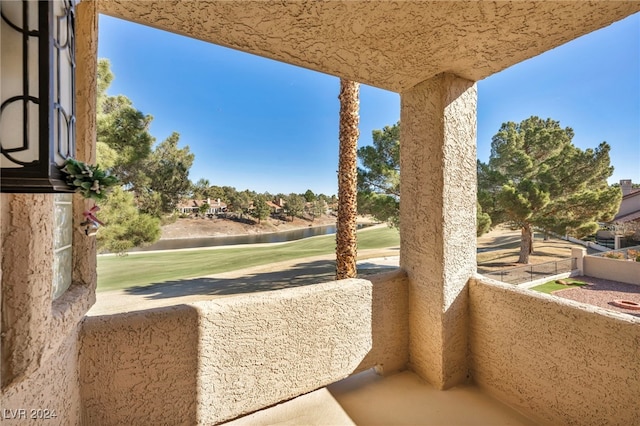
[358,117,622,263]
[95,59,336,252]
[97,58,623,263]
[189,181,336,224]
[96,59,196,252]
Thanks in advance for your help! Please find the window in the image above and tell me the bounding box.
[53,193,73,299]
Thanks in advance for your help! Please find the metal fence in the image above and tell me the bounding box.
[594,238,615,249]
[481,258,573,285]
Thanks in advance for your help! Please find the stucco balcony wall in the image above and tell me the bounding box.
[469,276,640,426]
[1,326,83,426]
[79,272,409,425]
[584,255,640,286]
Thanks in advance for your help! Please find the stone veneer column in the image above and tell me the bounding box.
[400,73,477,389]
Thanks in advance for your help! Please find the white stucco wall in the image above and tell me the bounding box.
[469,277,640,426]
[80,276,409,425]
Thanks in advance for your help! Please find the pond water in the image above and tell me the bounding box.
[130,224,357,252]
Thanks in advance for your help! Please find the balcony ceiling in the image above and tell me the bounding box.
[98,1,640,92]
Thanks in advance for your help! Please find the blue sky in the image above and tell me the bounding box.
[98,13,639,196]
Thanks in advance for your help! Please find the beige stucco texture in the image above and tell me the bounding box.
[97,1,639,92]
[4,2,640,425]
[355,270,409,376]
[2,328,82,426]
[80,276,409,425]
[1,194,56,387]
[400,73,477,389]
[1,193,93,421]
[470,277,640,426]
[80,305,200,424]
[584,255,640,286]
[1,4,98,423]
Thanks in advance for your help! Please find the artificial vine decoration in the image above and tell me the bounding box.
[80,205,105,236]
[61,158,119,201]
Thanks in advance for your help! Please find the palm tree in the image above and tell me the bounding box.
[335,79,360,280]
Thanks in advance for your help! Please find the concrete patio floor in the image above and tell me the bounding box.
[224,370,538,426]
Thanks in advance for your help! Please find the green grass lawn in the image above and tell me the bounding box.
[530,278,588,294]
[97,226,400,292]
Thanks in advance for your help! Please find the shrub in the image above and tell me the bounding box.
[96,187,161,254]
[622,249,640,262]
[604,252,624,259]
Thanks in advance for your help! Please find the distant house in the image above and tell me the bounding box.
[266,198,286,216]
[613,179,640,224]
[600,180,640,248]
[177,198,227,216]
[208,198,228,214]
[176,200,198,215]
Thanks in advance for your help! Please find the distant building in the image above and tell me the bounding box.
[266,199,284,215]
[177,198,227,216]
[614,179,640,224]
[601,179,640,248]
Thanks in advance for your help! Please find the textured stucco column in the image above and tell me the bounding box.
[571,247,586,275]
[73,0,98,291]
[0,0,98,392]
[400,73,477,389]
[1,194,55,387]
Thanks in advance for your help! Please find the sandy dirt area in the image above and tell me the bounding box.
[476,225,596,274]
[160,214,377,239]
[552,276,640,318]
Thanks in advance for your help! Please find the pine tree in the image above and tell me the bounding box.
[480,116,621,263]
[251,196,271,224]
[145,132,195,213]
[96,187,161,253]
[357,122,400,227]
